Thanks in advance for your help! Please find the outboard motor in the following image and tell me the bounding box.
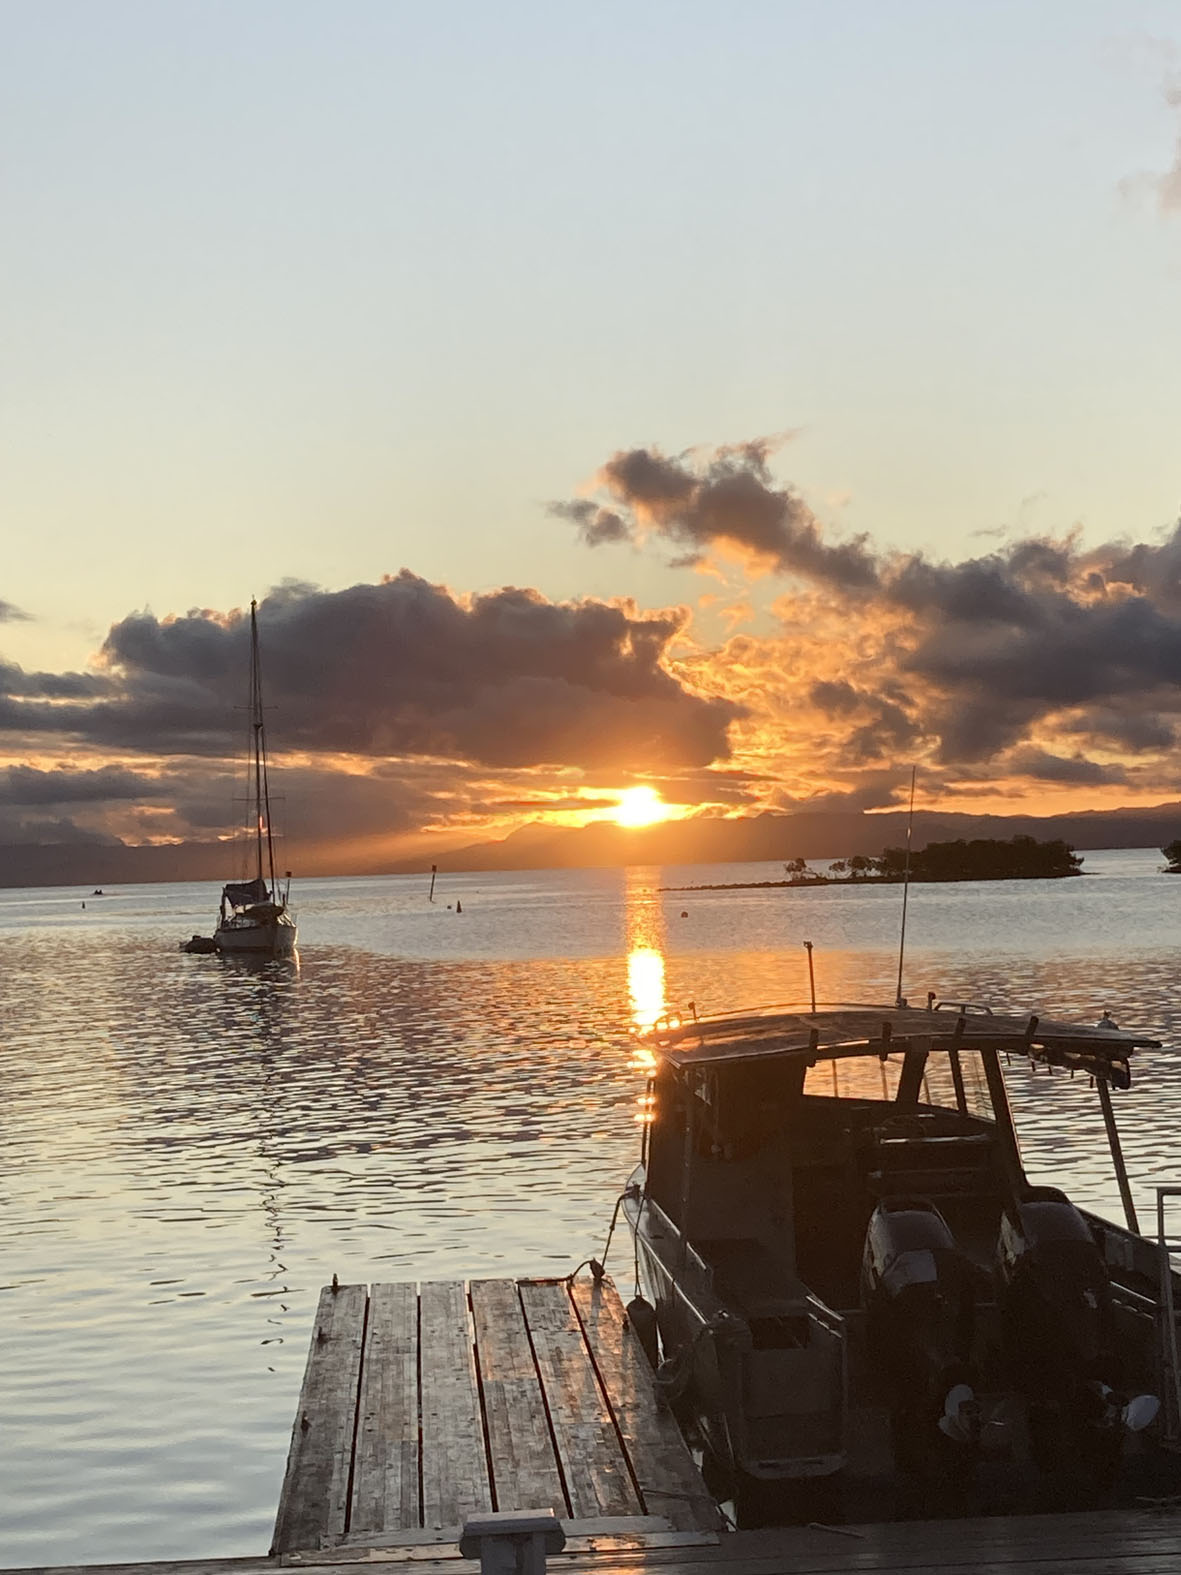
[996,1187,1154,1493]
[862,1197,978,1473]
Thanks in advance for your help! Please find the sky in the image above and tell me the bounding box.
[5,0,1181,869]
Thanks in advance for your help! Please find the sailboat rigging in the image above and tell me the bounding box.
[213,600,297,956]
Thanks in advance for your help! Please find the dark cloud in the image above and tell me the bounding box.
[784,774,908,813]
[554,441,879,588]
[553,435,1181,781]
[809,679,862,716]
[0,660,113,700]
[1005,748,1130,786]
[0,764,154,805]
[0,812,121,847]
[78,574,739,772]
[0,601,30,623]
[1060,708,1177,753]
[547,500,631,547]
[1097,521,1181,610]
[861,528,1181,768]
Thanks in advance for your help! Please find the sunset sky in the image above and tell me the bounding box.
[5,1,1181,869]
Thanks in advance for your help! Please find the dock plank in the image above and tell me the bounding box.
[571,1275,722,1533]
[419,1281,492,1530]
[351,1283,420,1536]
[470,1279,568,1516]
[518,1280,642,1522]
[272,1283,368,1554]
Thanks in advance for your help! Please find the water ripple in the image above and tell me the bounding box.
[1,854,1179,1565]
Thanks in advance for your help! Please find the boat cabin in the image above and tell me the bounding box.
[641,1001,1148,1306]
[625,1000,1171,1504]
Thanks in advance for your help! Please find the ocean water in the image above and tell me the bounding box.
[1,848,1180,1566]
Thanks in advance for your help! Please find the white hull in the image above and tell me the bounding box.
[214,916,298,956]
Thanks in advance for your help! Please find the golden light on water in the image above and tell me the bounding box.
[624,868,668,1100]
[628,945,667,1031]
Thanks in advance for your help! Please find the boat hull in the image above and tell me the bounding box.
[623,1179,848,1486]
[214,915,298,956]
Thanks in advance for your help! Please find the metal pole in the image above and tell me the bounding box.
[894,765,916,1008]
[1096,1076,1139,1233]
[429,865,437,903]
[981,1046,1023,1201]
[804,940,816,1014]
[1157,1185,1181,1440]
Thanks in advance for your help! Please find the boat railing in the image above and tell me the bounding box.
[1156,1184,1181,1445]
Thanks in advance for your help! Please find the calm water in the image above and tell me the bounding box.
[2,849,1181,1566]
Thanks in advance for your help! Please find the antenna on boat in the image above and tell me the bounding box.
[803,940,816,1014]
[894,765,917,1009]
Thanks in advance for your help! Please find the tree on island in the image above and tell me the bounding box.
[878,834,1082,882]
[1162,839,1181,873]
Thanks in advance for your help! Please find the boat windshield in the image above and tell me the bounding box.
[802,1048,994,1119]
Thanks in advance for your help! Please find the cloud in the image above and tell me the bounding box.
[548,500,631,547]
[1060,707,1177,753]
[0,764,154,805]
[0,811,121,847]
[23,574,740,773]
[0,601,30,623]
[13,439,1181,853]
[1152,74,1181,212]
[1005,749,1130,787]
[0,660,112,700]
[552,439,879,587]
[659,475,1181,798]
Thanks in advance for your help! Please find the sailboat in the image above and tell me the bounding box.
[213,600,297,957]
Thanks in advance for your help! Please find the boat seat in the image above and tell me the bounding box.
[867,1131,997,1200]
[697,1236,804,1318]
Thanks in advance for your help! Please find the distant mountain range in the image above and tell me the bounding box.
[405,803,1181,874]
[5,801,1181,889]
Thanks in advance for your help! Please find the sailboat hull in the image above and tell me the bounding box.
[214,913,298,955]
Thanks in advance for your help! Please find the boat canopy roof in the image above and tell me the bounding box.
[222,876,270,907]
[638,1001,1160,1087]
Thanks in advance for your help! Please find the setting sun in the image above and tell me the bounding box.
[613,785,671,828]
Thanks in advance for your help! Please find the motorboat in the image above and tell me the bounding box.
[213,600,297,958]
[622,998,1179,1517]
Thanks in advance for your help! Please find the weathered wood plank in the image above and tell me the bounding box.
[17,1507,1181,1574]
[470,1279,567,1516]
[517,1280,642,1521]
[350,1283,420,1536]
[419,1281,492,1530]
[272,1283,368,1554]
[570,1275,721,1533]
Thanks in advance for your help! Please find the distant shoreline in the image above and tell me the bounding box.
[662,871,1086,892]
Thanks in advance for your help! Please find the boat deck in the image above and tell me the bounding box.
[271,1273,722,1558]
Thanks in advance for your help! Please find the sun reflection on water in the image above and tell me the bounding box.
[623,868,669,1032]
[627,946,666,1031]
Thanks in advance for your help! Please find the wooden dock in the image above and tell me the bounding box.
[14,1507,1181,1575]
[14,1271,1181,1575]
[272,1273,723,1558]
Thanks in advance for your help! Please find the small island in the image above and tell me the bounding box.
[1162,839,1181,873]
[663,834,1084,892]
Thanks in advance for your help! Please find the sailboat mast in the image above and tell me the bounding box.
[248,600,279,895]
[250,602,265,886]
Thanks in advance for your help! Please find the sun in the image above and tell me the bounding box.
[612,785,670,828]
